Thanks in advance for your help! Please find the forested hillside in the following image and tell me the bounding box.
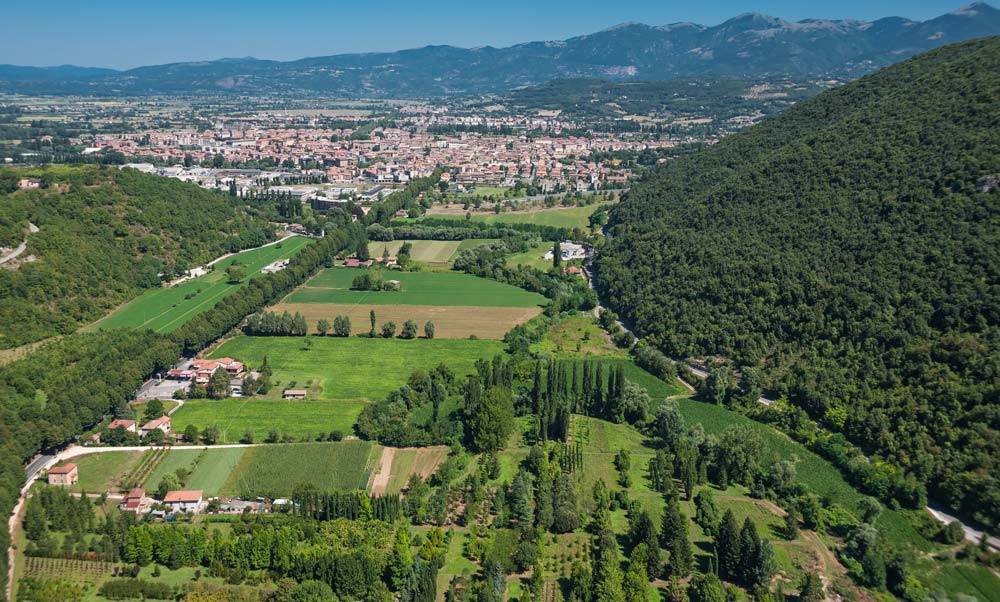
[597,37,1000,527]
[0,166,274,347]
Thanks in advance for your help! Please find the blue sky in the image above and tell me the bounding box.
[0,0,978,69]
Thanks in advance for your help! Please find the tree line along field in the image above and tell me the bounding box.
[286,267,545,307]
[271,266,546,338]
[422,203,603,230]
[366,239,498,265]
[89,236,313,333]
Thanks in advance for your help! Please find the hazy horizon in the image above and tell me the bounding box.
[0,0,987,70]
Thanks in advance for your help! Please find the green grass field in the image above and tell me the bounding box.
[366,240,497,265]
[58,451,144,493]
[170,398,366,443]
[286,268,545,307]
[142,447,248,496]
[207,336,506,401]
[426,204,600,230]
[91,236,313,333]
[505,241,557,270]
[223,440,378,497]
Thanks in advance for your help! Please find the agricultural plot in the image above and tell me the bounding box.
[270,303,540,340]
[369,446,449,495]
[141,447,249,497]
[287,268,545,307]
[22,557,115,584]
[276,268,545,338]
[170,398,366,443]
[222,440,378,498]
[367,240,457,264]
[205,336,505,401]
[425,204,601,230]
[91,236,312,333]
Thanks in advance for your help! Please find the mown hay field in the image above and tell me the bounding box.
[269,302,541,339]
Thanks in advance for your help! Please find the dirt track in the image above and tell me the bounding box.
[370,447,396,496]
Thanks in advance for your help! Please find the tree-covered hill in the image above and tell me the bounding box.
[597,37,1000,527]
[0,166,274,347]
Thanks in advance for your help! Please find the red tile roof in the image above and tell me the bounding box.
[49,463,77,474]
[163,490,203,503]
[141,416,170,430]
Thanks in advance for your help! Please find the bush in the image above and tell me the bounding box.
[941,521,965,545]
[381,321,397,338]
[401,320,418,339]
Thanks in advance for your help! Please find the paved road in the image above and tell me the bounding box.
[0,222,38,265]
[928,504,1000,550]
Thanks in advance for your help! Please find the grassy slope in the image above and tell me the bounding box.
[92,236,312,332]
[287,267,546,307]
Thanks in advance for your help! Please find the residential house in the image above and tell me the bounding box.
[140,416,171,436]
[190,357,244,384]
[119,488,152,514]
[163,490,204,514]
[48,464,78,486]
[107,419,138,433]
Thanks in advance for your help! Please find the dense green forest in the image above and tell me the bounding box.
[597,38,1000,528]
[0,166,274,347]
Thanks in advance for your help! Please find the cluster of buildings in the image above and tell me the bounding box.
[46,475,269,518]
[74,107,682,198]
[107,415,172,438]
[163,357,260,397]
[47,471,282,518]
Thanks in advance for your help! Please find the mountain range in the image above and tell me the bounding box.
[1,3,999,97]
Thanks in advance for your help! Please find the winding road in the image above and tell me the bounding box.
[0,223,38,265]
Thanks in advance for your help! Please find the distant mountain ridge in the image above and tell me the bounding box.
[2,3,999,96]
